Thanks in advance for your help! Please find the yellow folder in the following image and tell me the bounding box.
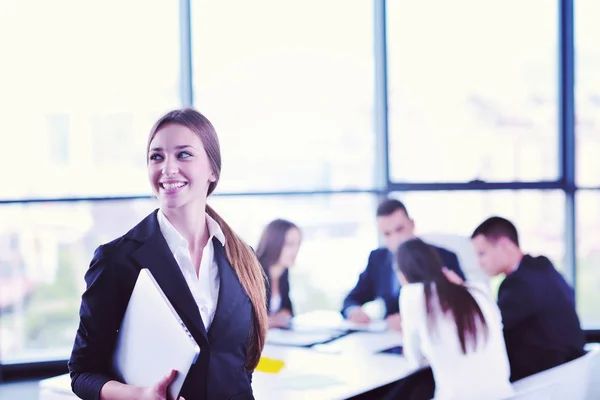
[256,357,285,374]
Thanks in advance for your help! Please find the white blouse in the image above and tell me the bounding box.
[270,294,282,313]
[157,210,225,331]
[400,282,514,400]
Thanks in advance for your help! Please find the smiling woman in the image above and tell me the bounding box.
[68,108,268,400]
[147,123,216,212]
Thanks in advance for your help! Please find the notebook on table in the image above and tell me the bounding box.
[112,268,200,400]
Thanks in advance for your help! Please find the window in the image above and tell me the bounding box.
[0,194,379,362]
[46,115,70,166]
[209,193,379,314]
[575,0,600,187]
[0,199,158,363]
[91,113,135,167]
[387,0,558,183]
[0,0,179,200]
[391,190,565,270]
[191,0,376,192]
[576,191,600,329]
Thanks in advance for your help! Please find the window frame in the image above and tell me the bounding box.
[2,0,599,380]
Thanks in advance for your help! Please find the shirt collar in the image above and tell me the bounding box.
[206,212,226,246]
[507,254,525,275]
[157,209,226,254]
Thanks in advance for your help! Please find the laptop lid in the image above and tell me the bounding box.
[112,268,200,400]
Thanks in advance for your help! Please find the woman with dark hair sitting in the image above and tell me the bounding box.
[256,219,302,329]
[392,238,513,400]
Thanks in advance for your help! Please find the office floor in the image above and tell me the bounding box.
[1,356,600,400]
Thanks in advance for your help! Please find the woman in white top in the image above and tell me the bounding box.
[256,219,302,329]
[394,238,514,400]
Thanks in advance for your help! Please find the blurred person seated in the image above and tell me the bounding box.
[446,216,586,382]
[341,199,466,331]
[256,219,302,329]
[386,238,513,400]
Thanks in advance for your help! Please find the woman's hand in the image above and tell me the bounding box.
[268,310,292,328]
[100,369,185,400]
[386,313,402,332]
[442,267,465,286]
[140,370,185,400]
[347,307,371,324]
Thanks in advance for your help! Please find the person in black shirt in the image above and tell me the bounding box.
[466,216,586,382]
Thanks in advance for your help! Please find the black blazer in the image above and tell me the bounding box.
[68,210,255,400]
[341,244,465,318]
[265,268,294,316]
[498,254,585,382]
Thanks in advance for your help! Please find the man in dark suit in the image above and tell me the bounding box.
[341,198,465,331]
[469,216,586,382]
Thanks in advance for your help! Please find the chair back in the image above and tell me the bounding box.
[511,343,600,400]
[420,233,489,287]
[503,382,558,400]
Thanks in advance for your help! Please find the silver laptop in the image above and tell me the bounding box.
[112,268,200,400]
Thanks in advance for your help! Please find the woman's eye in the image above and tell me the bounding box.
[178,151,192,159]
[149,153,163,161]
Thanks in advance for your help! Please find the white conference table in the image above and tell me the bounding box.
[39,321,415,400]
[253,334,413,400]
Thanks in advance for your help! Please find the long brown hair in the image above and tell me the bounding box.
[147,108,268,370]
[396,238,488,354]
[256,219,300,270]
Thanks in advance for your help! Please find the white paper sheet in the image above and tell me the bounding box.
[266,328,341,347]
[273,374,344,391]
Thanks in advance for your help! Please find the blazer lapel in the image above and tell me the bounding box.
[128,211,209,346]
[208,238,245,341]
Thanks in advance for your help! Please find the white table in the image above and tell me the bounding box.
[312,330,404,355]
[252,343,413,400]
[40,331,414,400]
[39,374,75,400]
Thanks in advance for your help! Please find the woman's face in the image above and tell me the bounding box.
[277,227,302,268]
[147,123,216,210]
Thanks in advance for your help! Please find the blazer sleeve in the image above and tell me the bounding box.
[280,269,294,316]
[341,251,377,317]
[497,277,541,331]
[399,284,427,370]
[68,245,137,400]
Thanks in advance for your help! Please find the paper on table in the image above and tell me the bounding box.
[339,319,388,332]
[290,310,344,332]
[290,310,388,333]
[38,374,73,395]
[266,328,341,347]
[273,373,344,391]
[313,330,403,355]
